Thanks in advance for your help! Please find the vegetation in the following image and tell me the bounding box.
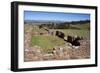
[56,29,90,38]
[30,35,65,53]
[38,20,90,29]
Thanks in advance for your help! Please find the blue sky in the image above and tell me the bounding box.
[24,11,90,22]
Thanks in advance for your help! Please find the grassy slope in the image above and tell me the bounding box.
[56,23,90,38]
[57,29,90,38]
[71,23,90,29]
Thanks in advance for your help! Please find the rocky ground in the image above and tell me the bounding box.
[24,39,90,62]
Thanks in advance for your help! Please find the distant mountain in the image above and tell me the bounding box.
[24,20,66,24]
[24,20,90,25]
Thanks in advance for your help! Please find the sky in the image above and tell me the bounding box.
[24,11,90,22]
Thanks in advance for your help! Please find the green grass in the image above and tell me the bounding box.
[56,29,90,38]
[30,35,65,53]
[71,23,90,30]
[55,23,90,38]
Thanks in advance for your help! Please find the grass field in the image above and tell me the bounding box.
[56,29,90,38]
[55,23,90,38]
[70,23,90,29]
[30,35,65,53]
